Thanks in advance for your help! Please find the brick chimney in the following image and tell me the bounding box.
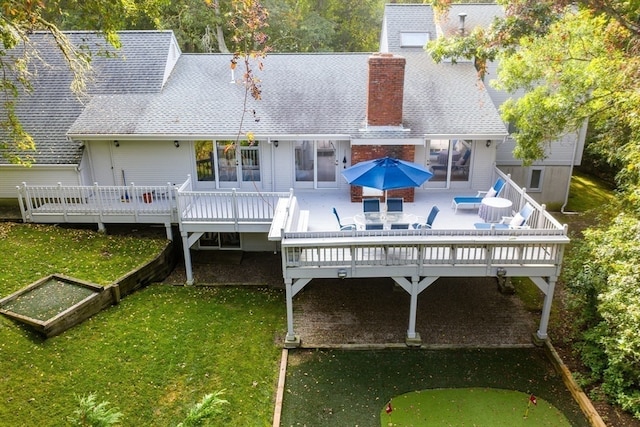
[367,53,406,127]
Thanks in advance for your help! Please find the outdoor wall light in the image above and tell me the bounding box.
[343,156,347,168]
[273,140,279,148]
[113,140,120,147]
[486,140,492,147]
[174,140,180,148]
[337,269,347,279]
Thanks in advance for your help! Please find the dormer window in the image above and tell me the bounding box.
[400,32,430,48]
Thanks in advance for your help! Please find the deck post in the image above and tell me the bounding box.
[17,184,27,222]
[164,223,173,240]
[284,279,300,348]
[536,277,556,341]
[406,276,422,346]
[181,231,194,285]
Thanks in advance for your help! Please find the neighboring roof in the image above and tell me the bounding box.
[69,51,506,140]
[380,3,505,49]
[381,4,438,52]
[0,31,177,165]
[440,4,505,37]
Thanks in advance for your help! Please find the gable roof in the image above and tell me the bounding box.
[380,4,438,52]
[0,31,177,165]
[69,51,506,141]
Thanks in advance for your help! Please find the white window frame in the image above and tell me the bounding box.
[400,32,430,48]
[528,167,545,192]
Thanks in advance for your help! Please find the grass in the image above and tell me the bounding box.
[0,223,286,426]
[564,169,615,213]
[282,348,590,427]
[381,388,571,426]
[0,223,168,292]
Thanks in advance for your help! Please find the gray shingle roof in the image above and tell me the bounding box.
[0,31,175,165]
[381,4,438,52]
[69,51,506,140]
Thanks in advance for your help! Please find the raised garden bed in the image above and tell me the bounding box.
[0,274,115,337]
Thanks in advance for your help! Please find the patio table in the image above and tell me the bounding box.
[354,212,417,230]
[478,197,512,223]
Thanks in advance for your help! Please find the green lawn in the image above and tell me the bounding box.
[0,223,286,426]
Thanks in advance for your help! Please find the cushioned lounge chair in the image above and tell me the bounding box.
[451,178,506,213]
[474,202,534,229]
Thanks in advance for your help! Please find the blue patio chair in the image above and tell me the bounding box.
[363,198,380,213]
[332,207,356,231]
[412,206,440,229]
[365,223,384,230]
[386,198,403,213]
[474,202,534,229]
[451,178,506,213]
[390,223,409,229]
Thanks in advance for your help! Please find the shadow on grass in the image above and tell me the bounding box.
[282,348,590,427]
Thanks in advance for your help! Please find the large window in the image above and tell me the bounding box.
[428,139,471,184]
[217,140,237,182]
[294,140,338,188]
[195,140,215,182]
[295,141,314,182]
[194,140,261,188]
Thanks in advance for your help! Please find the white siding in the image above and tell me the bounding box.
[108,140,192,186]
[497,132,581,166]
[1,166,79,198]
[498,165,571,208]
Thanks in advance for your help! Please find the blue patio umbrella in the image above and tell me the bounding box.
[341,156,433,193]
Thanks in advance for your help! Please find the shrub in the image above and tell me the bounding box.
[565,212,640,418]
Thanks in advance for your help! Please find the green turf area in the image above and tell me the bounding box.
[282,348,590,426]
[380,388,571,426]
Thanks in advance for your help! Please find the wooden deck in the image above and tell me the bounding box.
[17,169,570,347]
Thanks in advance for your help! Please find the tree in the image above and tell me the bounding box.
[0,0,133,163]
[429,1,640,419]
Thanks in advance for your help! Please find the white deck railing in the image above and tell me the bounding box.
[278,169,569,278]
[175,176,290,224]
[17,182,176,223]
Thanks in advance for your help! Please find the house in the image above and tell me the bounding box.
[1,4,574,347]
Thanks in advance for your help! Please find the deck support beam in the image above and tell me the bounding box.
[284,278,311,348]
[180,231,204,286]
[532,276,557,341]
[393,276,438,346]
